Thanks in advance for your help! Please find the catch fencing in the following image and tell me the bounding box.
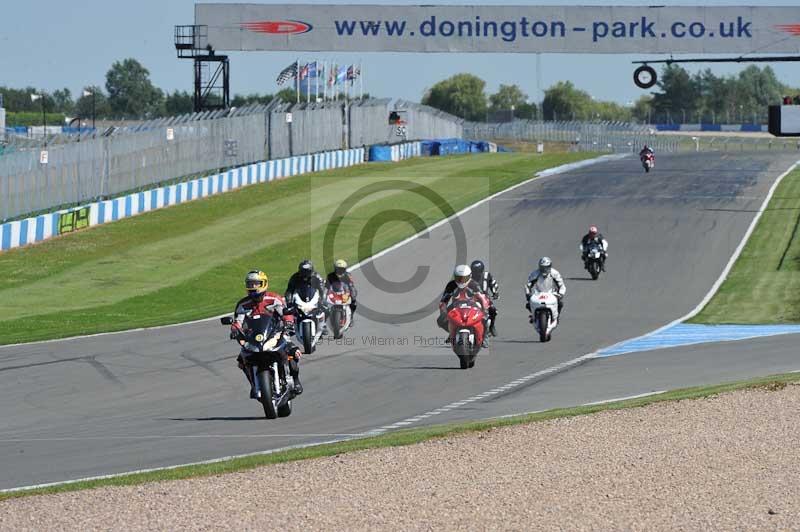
[464,120,800,155]
[465,120,679,153]
[0,99,463,221]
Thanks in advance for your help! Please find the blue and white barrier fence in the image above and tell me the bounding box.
[1,141,429,252]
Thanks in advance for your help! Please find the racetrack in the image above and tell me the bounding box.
[2,152,799,490]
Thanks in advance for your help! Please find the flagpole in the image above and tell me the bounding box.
[315,60,320,103]
[360,60,363,100]
[295,59,300,104]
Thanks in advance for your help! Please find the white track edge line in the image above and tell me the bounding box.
[0,153,624,350]
[592,159,800,358]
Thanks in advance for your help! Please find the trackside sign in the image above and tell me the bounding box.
[195,4,800,53]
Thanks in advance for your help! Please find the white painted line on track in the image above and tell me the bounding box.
[0,437,359,494]
[367,352,597,436]
[583,390,666,406]
[0,153,625,351]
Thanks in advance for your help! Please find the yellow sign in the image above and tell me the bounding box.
[58,206,91,235]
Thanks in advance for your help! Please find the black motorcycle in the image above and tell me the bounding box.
[584,242,605,280]
[221,314,296,419]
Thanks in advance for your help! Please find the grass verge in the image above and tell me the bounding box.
[0,152,594,345]
[692,166,800,324]
[1,371,797,501]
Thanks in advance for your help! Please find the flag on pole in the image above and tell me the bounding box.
[336,65,348,85]
[306,62,317,103]
[347,65,360,81]
[329,63,338,100]
[276,62,298,85]
[298,63,310,82]
[359,61,364,100]
[30,93,41,102]
[82,89,93,98]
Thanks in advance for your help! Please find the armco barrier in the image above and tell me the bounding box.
[0,147,363,252]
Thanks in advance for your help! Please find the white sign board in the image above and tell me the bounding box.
[166,127,175,141]
[285,112,293,123]
[39,150,48,165]
[196,4,800,54]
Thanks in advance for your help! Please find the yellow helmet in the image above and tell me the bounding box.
[245,270,269,295]
[334,259,348,277]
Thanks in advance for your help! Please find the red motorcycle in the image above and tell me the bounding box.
[326,280,353,339]
[641,152,655,172]
[446,297,486,369]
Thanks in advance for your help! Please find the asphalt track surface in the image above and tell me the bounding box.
[2,152,799,490]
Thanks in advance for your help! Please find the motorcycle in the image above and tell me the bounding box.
[290,283,325,354]
[446,297,486,369]
[327,280,353,339]
[641,152,655,172]
[529,290,560,342]
[221,315,296,419]
[584,242,605,280]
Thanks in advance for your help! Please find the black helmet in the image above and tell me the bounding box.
[298,259,314,279]
[470,259,485,281]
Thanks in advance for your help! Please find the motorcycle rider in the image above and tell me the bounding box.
[525,257,566,320]
[326,259,358,315]
[438,264,493,348]
[231,270,303,397]
[470,259,499,336]
[580,225,609,272]
[639,144,654,160]
[285,259,328,334]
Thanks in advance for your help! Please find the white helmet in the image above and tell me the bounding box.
[453,264,472,288]
[538,256,552,276]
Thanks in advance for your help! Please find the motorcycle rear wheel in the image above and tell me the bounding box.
[278,400,292,418]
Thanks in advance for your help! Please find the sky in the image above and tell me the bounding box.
[1,0,800,106]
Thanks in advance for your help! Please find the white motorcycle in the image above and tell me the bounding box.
[291,284,325,354]
[529,290,560,342]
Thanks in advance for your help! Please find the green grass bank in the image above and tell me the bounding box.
[693,166,800,324]
[0,152,594,345]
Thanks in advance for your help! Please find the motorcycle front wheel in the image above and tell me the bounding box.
[330,307,343,339]
[589,260,600,280]
[301,321,313,354]
[537,312,549,343]
[256,369,278,419]
[455,331,471,369]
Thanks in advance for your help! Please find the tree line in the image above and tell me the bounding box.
[422,65,799,124]
[1,58,298,125]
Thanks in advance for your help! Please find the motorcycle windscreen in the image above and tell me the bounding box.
[296,282,319,303]
[244,314,280,344]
